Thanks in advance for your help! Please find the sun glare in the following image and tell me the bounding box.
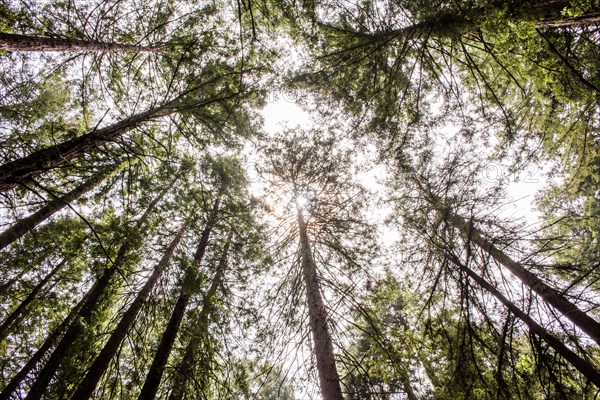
[260,97,311,135]
[294,194,309,210]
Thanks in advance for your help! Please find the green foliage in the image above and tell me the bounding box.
[1,0,600,398]
[562,0,600,17]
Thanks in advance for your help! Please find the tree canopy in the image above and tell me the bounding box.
[0,0,599,399]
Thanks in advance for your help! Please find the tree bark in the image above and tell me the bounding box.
[0,73,244,194]
[71,222,187,400]
[194,197,221,264]
[0,259,66,342]
[0,163,121,250]
[296,205,344,400]
[0,75,243,193]
[168,235,231,400]
[339,1,599,44]
[447,252,600,388]
[23,271,114,400]
[0,32,161,52]
[22,179,172,400]
[137,213,217,400]
[539,10,600,28]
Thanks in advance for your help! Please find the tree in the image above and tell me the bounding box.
[0,259,66,343]
[412,175,600,344]
[295,198,344,400]
[167,234,232,400]
[138,155,253,399]
[136,205,218,400]
[1,0,599,396]
[387,140,600,394]
[0,160,124,250]
[443,248,600,388]
[294,0,600,178]
[0,66,249,193]
[19,171,178,400]
[343,276,423,399]
[0,32,162,52]
[70,220,188,400]
[260,129,376,399]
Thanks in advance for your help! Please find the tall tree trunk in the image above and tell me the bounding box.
[194,197,221,264]
[451,211,600,344]
[22,178,173,400]
[0,163,121,250]
[168,235,232,400]
[137,211,217,400]
[0,33,162,52]
[0,79,241,193]
[0,106,171,193]
[71,222,187,400]
[23,271,115,400]
[447,252,600,388]
[539,10,600,28]
[0,288,91,400]
[137,288,189,400]
[296,204,344,400]
[0,252,49,296]
[417,184,600,344]
[0,259,67,342]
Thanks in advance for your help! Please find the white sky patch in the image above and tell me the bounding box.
[260,96,311,134]
[493,162,551,227]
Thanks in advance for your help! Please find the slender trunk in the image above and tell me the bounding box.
[0,289,90,400]
[296,205,344,400]
[0,106,171,193]
[0,163,121,250]
[448,253,600,388]
[0,32,161,52]
[0,250,53,296]
[22,181,171,400]
[539,10,600,28]
[137,216,216,400]
[449,211,600,344]
[0,77,241,193]
[168,236,231,400]
[136,288,190,400]
[193,197,221,264]
[0,259,67,342]
[23,271,114,400]
[324,13,474,42]
[416,183,600,344]
[72,223,187,400]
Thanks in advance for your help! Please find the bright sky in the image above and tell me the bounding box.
[260,95,311,133]
[258,96,397,239]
